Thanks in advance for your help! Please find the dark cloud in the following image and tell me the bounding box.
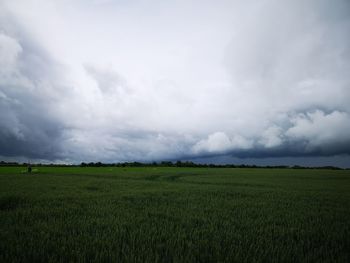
[0,24,67,160]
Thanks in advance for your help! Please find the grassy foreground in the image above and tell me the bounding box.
[0,167,349,262]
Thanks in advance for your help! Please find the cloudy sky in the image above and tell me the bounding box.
[1,0,350,167]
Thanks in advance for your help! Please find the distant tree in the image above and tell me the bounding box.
[175,161,182,167]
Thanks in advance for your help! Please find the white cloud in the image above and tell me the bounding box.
[0,33,22,74]
[259,126,283,148]
[192,132,253,154]
[286,110,350,152]
[0,0,349,163]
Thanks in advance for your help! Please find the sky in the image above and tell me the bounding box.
[0,0,350,167]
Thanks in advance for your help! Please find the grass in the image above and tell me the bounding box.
[0,166,349,262]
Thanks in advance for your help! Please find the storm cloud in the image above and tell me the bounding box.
[1,0,350,165]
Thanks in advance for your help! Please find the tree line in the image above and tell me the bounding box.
[0,160,344,170]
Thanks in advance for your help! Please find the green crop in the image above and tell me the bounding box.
[0,167,349,262]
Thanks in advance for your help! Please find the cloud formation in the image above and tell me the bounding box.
[0,0,349,164]
[0,31,65,160]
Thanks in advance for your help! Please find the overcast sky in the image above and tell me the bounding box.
[1,0,350,166]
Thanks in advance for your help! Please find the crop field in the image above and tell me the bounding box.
[0,166,349,262]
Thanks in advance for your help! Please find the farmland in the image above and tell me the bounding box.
[0,166,349,262]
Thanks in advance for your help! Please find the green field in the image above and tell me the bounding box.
[0,167,349,262]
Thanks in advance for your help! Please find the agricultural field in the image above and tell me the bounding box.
[0,166,349,262]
